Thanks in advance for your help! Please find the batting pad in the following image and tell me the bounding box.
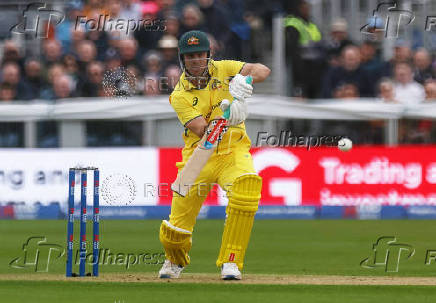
[216,174,262,270]
[159,220,192,267]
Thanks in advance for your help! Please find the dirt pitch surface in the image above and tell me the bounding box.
[2,273,436,286]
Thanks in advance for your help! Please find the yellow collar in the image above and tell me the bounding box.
[180,60,217,91]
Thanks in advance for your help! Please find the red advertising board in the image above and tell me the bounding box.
[159,146,436,206]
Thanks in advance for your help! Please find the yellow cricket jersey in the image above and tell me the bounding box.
[169,60,252,164]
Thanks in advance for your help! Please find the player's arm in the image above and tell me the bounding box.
[185,116,208,138]
[240,63,271,83]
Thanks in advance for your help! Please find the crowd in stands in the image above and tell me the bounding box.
[285,0,435,144]
[285,2,435,101]
[0,0,269,102]
[0,0,277,147]
[0,0,434,146]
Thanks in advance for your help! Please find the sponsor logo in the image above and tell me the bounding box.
[187,36,199,45]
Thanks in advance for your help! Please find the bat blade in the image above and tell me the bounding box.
[171,145,214,197]
[171,76,253,197]
[171,118,226,197]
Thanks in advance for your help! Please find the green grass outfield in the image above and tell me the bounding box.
[1,220,436,302]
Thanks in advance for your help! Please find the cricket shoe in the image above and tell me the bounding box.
[158,259,184,279]
[221,263,242,280]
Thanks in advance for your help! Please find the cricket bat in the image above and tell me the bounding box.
[171,75,253,197]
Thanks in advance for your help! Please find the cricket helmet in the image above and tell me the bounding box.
[178,30,211,74]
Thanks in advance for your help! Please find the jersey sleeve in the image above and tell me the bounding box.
[169,94,202,126]
[220,60,246,78]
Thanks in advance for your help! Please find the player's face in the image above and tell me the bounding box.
[184,52,208,76]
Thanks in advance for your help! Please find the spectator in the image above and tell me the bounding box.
[86,22,110,61]
[174,0,196,12]
[413,48,434,84]
[399,80,436,143]
[134,1,162,54]
[76,40,97,75]
[144,75,160,96]
[424,80,436,100]
[378,78,395,102]
[140,49,164,98]
[382,40,412,77]
[162,64,181,94]
[120,0,142,21]
[105,0,128,41]
[197,0,234,57]
[55,1,84,53]
[284,0,325,98]
[62,54,81,94]
[220,0,251,60]
[360,40,384,88]
[42,39,63,67]
[63,54,79,78]
[40,64,66,100]
[244,10,266,61]
[165,14,181,38]
[393,62,425,105]
[157,35,179,71]
[156,0,176,20]
[69,26,87,55]
[179,4,206,35]
[373,78,398,142]
[80,61,105,97]
[23,59,44,99]
[118,39,141,69]
[415,80,436,143]
[321,45,371,98]
[104,49,122,70]
[46,64,66,85]
[1,40,24,71]
[207,33,223,59]
[393,41,412,63]
[0,83,16,101]
[126,65,143,95]
[82,0,109,19]
[325,18,353,67]
[333,83,359,99]
[142,51,162,77]
[52,75,75,100]
[1,62,32,100]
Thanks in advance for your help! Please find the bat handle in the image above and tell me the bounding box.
[223,75,253,120]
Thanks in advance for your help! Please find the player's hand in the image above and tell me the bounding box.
[220,98,248,126]
[229,74,253,100]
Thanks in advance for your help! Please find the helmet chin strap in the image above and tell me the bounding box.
[185,64,209,79]
[179,51,212,82]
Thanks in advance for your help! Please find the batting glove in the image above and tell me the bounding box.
[229,74,253,101]
[220,98,248,126]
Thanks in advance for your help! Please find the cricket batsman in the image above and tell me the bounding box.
[158,30,270,280]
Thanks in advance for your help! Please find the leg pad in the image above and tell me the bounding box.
[216,174,262,269]
[159,220,192,267]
